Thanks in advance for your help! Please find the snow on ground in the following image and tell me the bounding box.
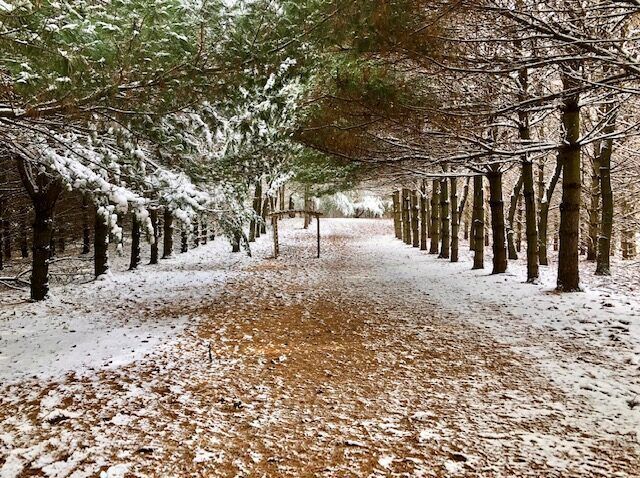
[378,227,640,437]
[0,218,639,477]
[0,234,270,383]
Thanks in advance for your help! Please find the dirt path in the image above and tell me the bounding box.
[1,219,638,477]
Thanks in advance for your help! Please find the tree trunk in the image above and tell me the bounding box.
[401,188,411,244]
[587,153,600,261]
[249,182,260,242]
[129,213,141,270]
[439,178,450,259]
[81,195,91,254]
[163,209,173,258]
[16,157,62,300]
[181,228,189,253]
[450,177,459,263]
[538,159,562,266]
[420,181,428,250]
[523,160,539,281]
[303,185,311,230]
[232,230,241,253]
[150,209,159,264]
[49,227,56,259]
[193,219,200,248]
[507,176,524,260]
[487,170,507,274]
[201,218,208,245]
[3,219,11,260]
[0,211,4,271]
[596,136,614,275]
[20,217,28,258]
[32,201,57,299]
[472,175,485,270]
[392,191,402,240]
[261,197,269,234]
[556,91,581,292]
[458,177,470,225]
[429,180,440,254]
[516,199,523,253]
[94,207,109,278]
[57,231,65,254]
[255,181,263,238]
[411,190,419,247]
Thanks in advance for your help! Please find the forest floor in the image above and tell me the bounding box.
[1,219,639,478]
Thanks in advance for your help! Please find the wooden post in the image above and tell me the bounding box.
[317,215,320,258]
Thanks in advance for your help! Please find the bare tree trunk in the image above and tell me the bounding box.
[163,209,173,258]
[16,156,62,300]
[538,159,562,266]
[411,190,419,247]
[201,218,208,245]
[556,88,581,291]
[587,153,600,261]
[193,219,200,248]
[402,188,411,244]
[3,219,11,261]
[57,229,65,254]
[261,197,269,234]
[507,176,524,260]
[255,181,263,238]
[487,170,507,274]
[523,159,539,281]
[450,177,459,263]
[81,195,91,254]
[0,205,4,271]
[129,213,141,270]
[392,191,402,240]
[232,230,241,253]
[596,136,614,275]
[472,175,485,270]
[49,227,56,259]
[249,182,260,242]
[181,228,189,253]
[303,185,311,229]
[458,177,470,225]
[150,209,159,264]
[516,199,523,253]
[439,178,450,259]
[94,207,109,278]
[420,181,428,250]
[429,180,440,254]
[20,217,28,258]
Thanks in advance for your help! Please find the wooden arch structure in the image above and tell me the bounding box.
[268,209,323,259]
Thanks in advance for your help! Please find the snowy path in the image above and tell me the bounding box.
[1,219,639,477]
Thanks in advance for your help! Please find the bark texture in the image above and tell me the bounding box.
[556,92,581,292]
